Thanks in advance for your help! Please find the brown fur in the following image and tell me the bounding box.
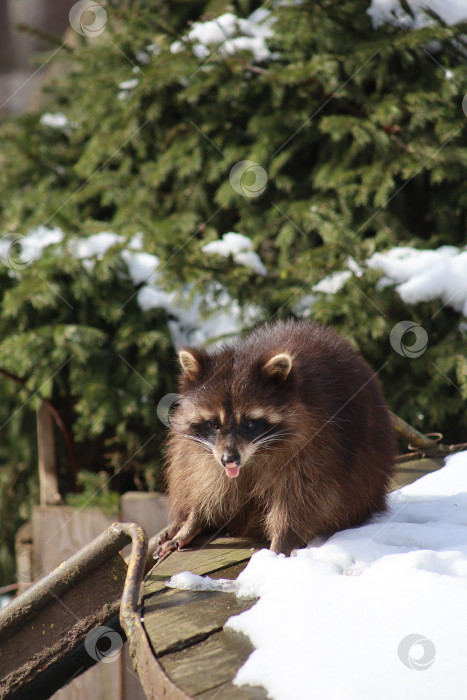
[158,320,396,556]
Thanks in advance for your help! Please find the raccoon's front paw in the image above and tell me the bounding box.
[153,521,202,560]
[153,535,194,560]
[153,523,181,559]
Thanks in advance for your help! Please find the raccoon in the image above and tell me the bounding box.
[156,320,396,557]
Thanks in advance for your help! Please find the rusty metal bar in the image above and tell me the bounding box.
[120,526,192,700]
[391,413,442,450]
[391,413,467,462]
[118,522,148,637]
[0,522,130,639]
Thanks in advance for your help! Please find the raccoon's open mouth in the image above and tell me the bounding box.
[224,462,240,478]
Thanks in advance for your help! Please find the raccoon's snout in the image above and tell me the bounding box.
[220,449,241,479]
[221,449,241,468]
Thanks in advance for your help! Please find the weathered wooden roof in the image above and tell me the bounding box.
[141,537,267,698]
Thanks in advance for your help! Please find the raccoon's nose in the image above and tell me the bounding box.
[221,450,241,467]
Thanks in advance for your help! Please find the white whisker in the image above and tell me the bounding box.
[254,431,293,445]
[179,434,213,452]
[252,428,291,444]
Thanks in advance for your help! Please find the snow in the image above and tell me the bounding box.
[368,245,467,315]
[170,9,275,63]
[202,232,254,257]
[6,223,466,349]
[146,42,160,55]
[202,232,267,276]
[293,258,360,316]
[167,570,237,593]
[368,0,467,29]
[4,225,263,347]
[40,112,68,128]
[20,225,64,259]
[162,291,256,349]
[118,78,139,90]
[69,231,122,259]
[306,244,467,320]
[137,285,172,313]
[170,0,467,63]
[135,50,150,64]
[188,12,238,46]
[292,293,317,318]
[127,233,263,346]
[312,269,352,294]
[121,250,160,286]
[167,450,467,699]
[0,225,64,267]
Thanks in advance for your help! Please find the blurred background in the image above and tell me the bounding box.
[0,0,76,116]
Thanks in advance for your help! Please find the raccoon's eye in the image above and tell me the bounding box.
[208,420,220,431]
[240,417,270,438]
[243,419,258,431]
[241,418,265,435]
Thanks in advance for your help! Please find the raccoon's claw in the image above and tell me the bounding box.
[158,531,169,546]
[153,539,178,561]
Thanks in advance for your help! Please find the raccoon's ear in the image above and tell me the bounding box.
[178,348,203,381]
[263,353,292,381]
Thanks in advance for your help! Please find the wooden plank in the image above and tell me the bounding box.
[144,587,255,657]
[121,491,169,535]
[52,659,123,700]
[120,492,169,563]
[37,401,61,506]
[161,629,266,699]
[197,683,266,700]
[143,555,263,697]
[390,457,445,491]
[123,644,148,700]
[15,521,33,593]
[143,537,264,598]
[32,505,115,579]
